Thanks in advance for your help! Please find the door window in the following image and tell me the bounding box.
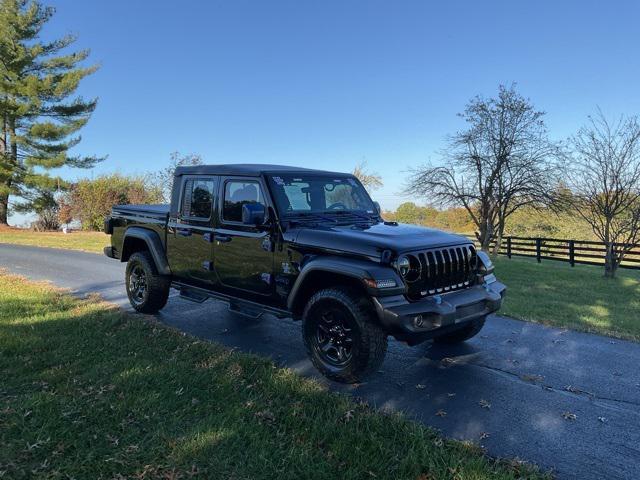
[181,178,215,219]
[222,180,264,222]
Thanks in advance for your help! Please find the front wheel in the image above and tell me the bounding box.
[302,288,387,383]
[433,315,487,344]
[125,251,170,314]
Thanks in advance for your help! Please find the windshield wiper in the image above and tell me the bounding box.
[284,212,338,225]
[322,210,377,223]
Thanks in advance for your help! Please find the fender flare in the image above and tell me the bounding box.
[122,227,171,275]
[286,256,405,311]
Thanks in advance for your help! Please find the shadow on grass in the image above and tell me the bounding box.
[0,290,545,480]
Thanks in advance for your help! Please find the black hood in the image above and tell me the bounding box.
[286,222,471,259]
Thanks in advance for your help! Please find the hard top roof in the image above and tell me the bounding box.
[174,164,350,177]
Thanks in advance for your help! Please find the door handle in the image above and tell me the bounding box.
[177,228,192,237]
[215,234,232,243]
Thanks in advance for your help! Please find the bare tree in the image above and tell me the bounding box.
[565,111,640,278]
[147,152,203,203]
[353,161,383,191]
[405,85,557,252]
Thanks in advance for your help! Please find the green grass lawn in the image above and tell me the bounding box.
[495,256,640,341]
[0,228,106,254]
[0,273,544,480]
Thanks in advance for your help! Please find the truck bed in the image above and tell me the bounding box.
[111,204,170,221]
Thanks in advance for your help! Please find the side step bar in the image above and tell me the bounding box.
[229,301,263,319]
[179,288,208,303]
[172,282,290,319]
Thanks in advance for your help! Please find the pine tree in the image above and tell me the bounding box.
[0,0,101,225]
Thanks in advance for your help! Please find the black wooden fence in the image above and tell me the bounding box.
[462,235,640,270]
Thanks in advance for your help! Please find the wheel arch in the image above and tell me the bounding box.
[121,227,171,275]
[287,256,404,320]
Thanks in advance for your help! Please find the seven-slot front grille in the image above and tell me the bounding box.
[408,244,477,296]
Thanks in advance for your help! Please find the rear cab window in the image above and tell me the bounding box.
[180,178,216,220]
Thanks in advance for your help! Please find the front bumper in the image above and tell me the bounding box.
[373,279,506,345]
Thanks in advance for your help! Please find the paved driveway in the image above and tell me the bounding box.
[1,243,639,480]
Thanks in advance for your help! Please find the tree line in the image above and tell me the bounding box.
[404,85,640,278]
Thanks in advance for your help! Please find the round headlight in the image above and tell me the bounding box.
[397,255,411,277]
[395,254,421,282]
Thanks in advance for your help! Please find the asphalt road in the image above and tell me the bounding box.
[1,243,639,480]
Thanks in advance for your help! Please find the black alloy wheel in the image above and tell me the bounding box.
[127,264,148,307]
[311,307,355,366]
[302,287,388,383]
[125,251,170,314]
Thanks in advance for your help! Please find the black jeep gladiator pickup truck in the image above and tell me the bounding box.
[104,164,505,382]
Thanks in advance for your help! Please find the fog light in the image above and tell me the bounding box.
[413,315,424,328]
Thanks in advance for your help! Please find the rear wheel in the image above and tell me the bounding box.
[125,251,170,314]
[302,288,387,383]
[433,315,487,344]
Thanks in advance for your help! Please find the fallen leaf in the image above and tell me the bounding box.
[479,399,491,409]
[435,409,447,417]
[562,411,577,421]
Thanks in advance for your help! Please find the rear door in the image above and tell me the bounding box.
[166,175,219,287]
[213,176,274,296]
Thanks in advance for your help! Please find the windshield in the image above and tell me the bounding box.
[267,174,377,216]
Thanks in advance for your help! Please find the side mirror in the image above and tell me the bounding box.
[373,201,382,216]
[242,203,266,226]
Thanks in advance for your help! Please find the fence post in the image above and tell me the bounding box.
[507,236,512,258]
[569,240,575,267]
[536,238,541,263]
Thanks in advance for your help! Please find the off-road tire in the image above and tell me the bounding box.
[302,287,387,383]
[433,315,487,344]
[125,251,170,314]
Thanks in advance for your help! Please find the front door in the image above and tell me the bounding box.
[166,175,218,287]
[213,177,274,296]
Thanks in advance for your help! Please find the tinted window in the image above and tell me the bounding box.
[267,175,375,214]
[181,179,214,219]
[223,180,264,222]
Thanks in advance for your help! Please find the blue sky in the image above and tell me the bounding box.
[11,0,640,223]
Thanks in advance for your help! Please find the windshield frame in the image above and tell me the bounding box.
[264,172,378,219]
